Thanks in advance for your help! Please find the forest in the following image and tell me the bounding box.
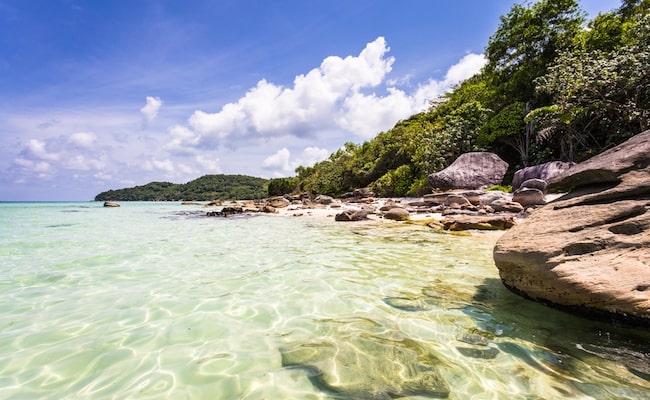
[94,174,268,201]
[268,0,649,197]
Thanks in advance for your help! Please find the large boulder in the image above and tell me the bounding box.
[428,152,508,190]
[494,130,650,325]
[512,161,574,190]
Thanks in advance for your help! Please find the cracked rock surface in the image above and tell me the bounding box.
[493,130,650,325]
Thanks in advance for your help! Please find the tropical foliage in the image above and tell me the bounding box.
[273,0,649,197]
[95,174,268,201]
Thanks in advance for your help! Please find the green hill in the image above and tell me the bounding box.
[94,174,268,201]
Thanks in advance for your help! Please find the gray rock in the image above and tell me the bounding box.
[314,195,334,205]
[383,207,410,221]
[494,130,650,325]
[520,178,547,192]
[428,152,508,190]
[512,188,546,208]
[512,161,574,190]
[334,210,369,222]
[489,199,524,213]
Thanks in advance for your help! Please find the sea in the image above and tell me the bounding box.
[0,201,648,399]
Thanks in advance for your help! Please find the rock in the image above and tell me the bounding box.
[260,205,276,213]
[281,336,449,399]
[512,188,546,208]
[334,210,369,222]
[204,199,223,207]
[479,191,509,205]
[442,215,516,231]
[489,199,524,213]
[494,130,650,325]
[444,194,471,207]
[267,196,290,208]
[181,201,201,205]
[512,161,574,190]
[206,206,244,217]
[314,195,334,205]
[520,178,547,193]
[353,188,375,198]
[383,207,410,221]
[103,201,120,207]
[428,152,508,190]
[424,190,482,206]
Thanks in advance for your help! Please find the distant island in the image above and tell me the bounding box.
[94,174,268,201]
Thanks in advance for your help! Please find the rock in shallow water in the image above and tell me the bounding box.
[281,335,450,399]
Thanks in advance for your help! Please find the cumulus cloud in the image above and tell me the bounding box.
[195,155,222,173]
[24,139,59,160]
[262,146,329,175]
[68,132,97,149]
[141,96,162,123]
[143,158,175,173]
[170,37,486,151]
[262,148,291,172]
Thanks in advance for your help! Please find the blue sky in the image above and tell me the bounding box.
[0,0,621,200]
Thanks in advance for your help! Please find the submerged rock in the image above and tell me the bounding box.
[494,130,650,325]
[281,335,450,399]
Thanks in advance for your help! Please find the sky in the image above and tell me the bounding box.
[0,0,621,200]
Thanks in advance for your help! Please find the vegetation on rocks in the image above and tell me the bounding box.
[269,0,650,198]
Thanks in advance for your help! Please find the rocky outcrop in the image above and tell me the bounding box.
[267,196,290,208]
[335,210,369,222]
[512,161,574,190]
[494,130,650,325]
[103,201,120,207]
[428,152,508,190]
[383,207,410,221]
[442,215,516,231]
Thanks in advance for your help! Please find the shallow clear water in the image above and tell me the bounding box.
[0,202,648,399]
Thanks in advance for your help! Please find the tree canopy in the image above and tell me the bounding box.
[95,174,268,201]
[269,0,649,198]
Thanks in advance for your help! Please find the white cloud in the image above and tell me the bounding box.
[262,148,291,171]
[25,139,59,160]
[171,37,486,150]
[144,158,175,173]
[296,146,329,167]
[62,155,105,171]
[262,146,329,176]
[195,155,222,173]
[141,96,162,123]
[14,157,51,173]
[444,53,488,84]
[68,132,97,148]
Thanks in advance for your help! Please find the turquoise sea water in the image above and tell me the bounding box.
[0,201,648,399]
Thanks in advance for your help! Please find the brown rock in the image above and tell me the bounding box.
[494,130,650,325]
[442,215,515,231]
[268,196,290,208]
[103,201,120,207]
